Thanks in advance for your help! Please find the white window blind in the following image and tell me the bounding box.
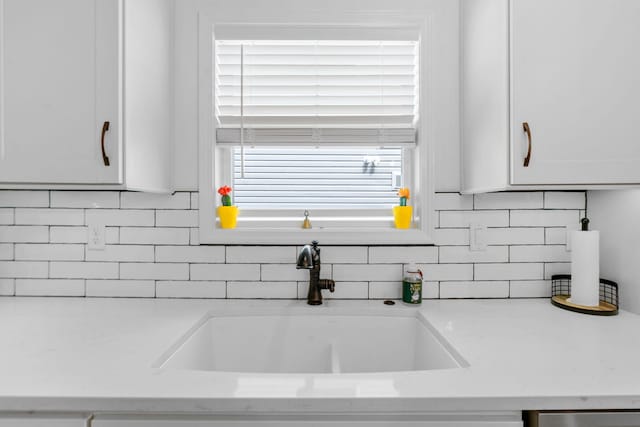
[232,147,402,209]
[214,40,419,146]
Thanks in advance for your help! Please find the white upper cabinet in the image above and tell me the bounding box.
[0,0,173,191]
[462,0,640,192]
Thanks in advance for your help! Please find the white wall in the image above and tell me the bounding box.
[589,190,640,314]
[172,0,461,192]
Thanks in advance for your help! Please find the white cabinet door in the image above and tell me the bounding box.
[0,0,121,184]
[510,0,640,185]
[0,414,88,427]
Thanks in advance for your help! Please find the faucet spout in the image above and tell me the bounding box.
[296,241,335,305]
[296,244,314,269]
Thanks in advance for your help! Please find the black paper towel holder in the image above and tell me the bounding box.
[551,274,618,316]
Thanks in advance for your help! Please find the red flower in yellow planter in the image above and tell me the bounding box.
[217,185,237,229]
[217,186,233,206]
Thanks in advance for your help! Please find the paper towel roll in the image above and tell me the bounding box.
[569,230,600,307]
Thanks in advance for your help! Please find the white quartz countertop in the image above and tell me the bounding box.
[0,297,638,413]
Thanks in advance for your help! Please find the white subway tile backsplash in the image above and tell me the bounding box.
[368,246,438,264]
[156,281,226,298]
[545,228,568,245]
[510,210,580,227]
[423,281,440,299]
[0,279,15,295]
[49,226,84,243]
[15,244,84,261]
[227,246,295,264]
[369,281,439,300]
[328,282,369,299]
[86,280,155,297]
[51,191,119,209]
[434,193,473,211]
[189,228,200,245]
[0,191,49,208]
[120,263,189,280]
[155,210,198,227]
[120,192,190,209]
[439,246,508,263]
[368,281,401,299]
[0,261,48,278]
[0,226,49,243]
[319,246,368,264]
[0,244,12,260]
[440,210,509,228]
[155,245,225,263]
[86,209,154,227]
[486,227,545,245]
[440,281,509,298]
[0,209,14,225]
[333,264,401,282]
[191,263,260,281]
[15,208,84,225]
[433,228,469,246]
[228,281,297,299]
[0,190,587,300]
[49,226,118,244]
[509,280,551,298]
[303,281,368,299]
[86,245,155,262]
[475,263,544,281]
[120,227,190,245]
[544,192,585,210]
[50,262,118,279]
[474,192,543,210]
[544,263,571,279]
[509,245,570,263]
[418,263,474,281]
[15,279,85,296]
[261,263,329,281]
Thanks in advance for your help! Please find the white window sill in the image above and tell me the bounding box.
[198,227,434,245]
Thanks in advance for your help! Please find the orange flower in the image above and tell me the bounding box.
[217,185,232,196]
[398,188,410,199]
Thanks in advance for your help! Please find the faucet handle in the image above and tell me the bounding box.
[319,279,335,293]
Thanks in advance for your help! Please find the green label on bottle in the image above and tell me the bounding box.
[402,280,422,304]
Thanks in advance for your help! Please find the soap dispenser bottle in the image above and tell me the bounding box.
[402,264,423,304]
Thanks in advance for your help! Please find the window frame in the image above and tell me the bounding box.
[198,15,435,245]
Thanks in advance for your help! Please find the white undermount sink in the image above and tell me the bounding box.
[155,307,467,374]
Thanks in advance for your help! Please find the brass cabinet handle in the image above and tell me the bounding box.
[522,122,532,167]
[101,121,110,166]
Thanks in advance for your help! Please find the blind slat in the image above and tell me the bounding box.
[217,127,415,146]
[214,39,419,130]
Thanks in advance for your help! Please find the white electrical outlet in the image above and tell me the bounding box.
[469,223,487,251]
[566,223,579,252]
[87,223,106,250]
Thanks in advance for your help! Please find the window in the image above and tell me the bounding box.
[198,23,434,244]
[231,146,403,209]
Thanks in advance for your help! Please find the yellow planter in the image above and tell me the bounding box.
[393,206,412,229]
[217,206,239,229]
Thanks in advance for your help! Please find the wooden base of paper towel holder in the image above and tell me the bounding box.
[551,295,618,316]
[550,274,619,316]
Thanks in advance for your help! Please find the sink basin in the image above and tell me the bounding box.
[155,308,466,374]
